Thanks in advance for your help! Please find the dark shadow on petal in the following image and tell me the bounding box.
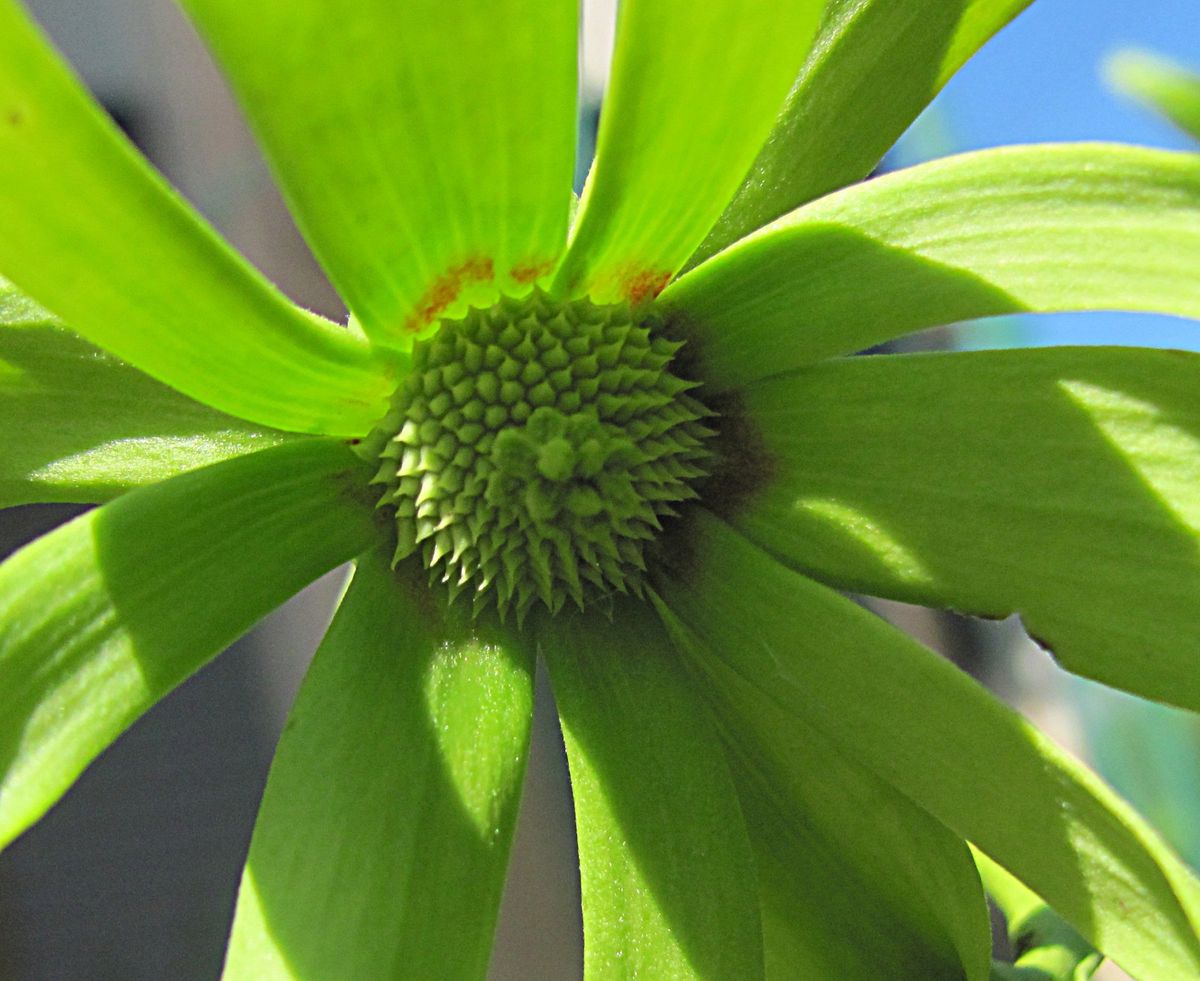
[659,592,985,979]
[0,441,374,850]
[664,221,1031,392]
[691,0,972,265]
[0,321,290,506]
[538,599,763,979]
[656,510,1200,976]
[732,347,1200,712]
[230,553,535,981]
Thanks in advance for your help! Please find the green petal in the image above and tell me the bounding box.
[662,144,1200,390]
[0,439,378,849]
[539,601,764,980]
[0,1,395,435]
[653,597,991,981]
[1109,50,1200,143]
[976,850,1104,981]
[0,281,294,506]
[550,0,822,305]
[224,552,534,981]
[732,347,1200,715]
[657,513,1200,981]
[691,0,1032,265]
[181,0,578,345]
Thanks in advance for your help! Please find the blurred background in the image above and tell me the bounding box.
[0,0,1199,977]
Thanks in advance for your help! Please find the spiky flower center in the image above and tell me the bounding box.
[367,290,712,619]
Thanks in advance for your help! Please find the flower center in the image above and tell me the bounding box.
[365,290,712,619]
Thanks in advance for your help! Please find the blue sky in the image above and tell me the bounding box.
[893,0,1200,350]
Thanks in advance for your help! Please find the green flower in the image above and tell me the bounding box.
[3,0,1200,978]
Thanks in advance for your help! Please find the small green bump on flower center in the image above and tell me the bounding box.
[362,289,713,620]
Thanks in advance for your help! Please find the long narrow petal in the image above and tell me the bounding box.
[550,0,822,305]
[0,281,293,506]
[224,552,534,981]
[0,439,378,848]
[0,0,395,435]
[1109,50,1200,143]
[540,601,764,980]
[731,347,1200,715]
[661,144,1200,390]
[654,596,991,981]
[657,513,1200,981]
[181,0,578,344]
[691,0,1032,264]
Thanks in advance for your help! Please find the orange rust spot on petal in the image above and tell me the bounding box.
[510,258,556,286]
[403,257,495,333]
[623,269,672,307]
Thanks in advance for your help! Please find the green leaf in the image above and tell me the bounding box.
[539,600,764,980]
[731,346,1200,715]
[550,0,822,306]
[0,281,294,505]
[662,144,1200,390]
[0,1,396,435]
[654,597,991,981]
[181,0,578,345]
[0,439,378,849]
[1108,50,1200,143]
[224,552,534,981]
[656,513,1200,981]
[691,0,1032,265]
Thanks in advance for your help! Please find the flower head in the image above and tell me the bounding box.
[364,290,712,619]
[3,1,1200,978]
